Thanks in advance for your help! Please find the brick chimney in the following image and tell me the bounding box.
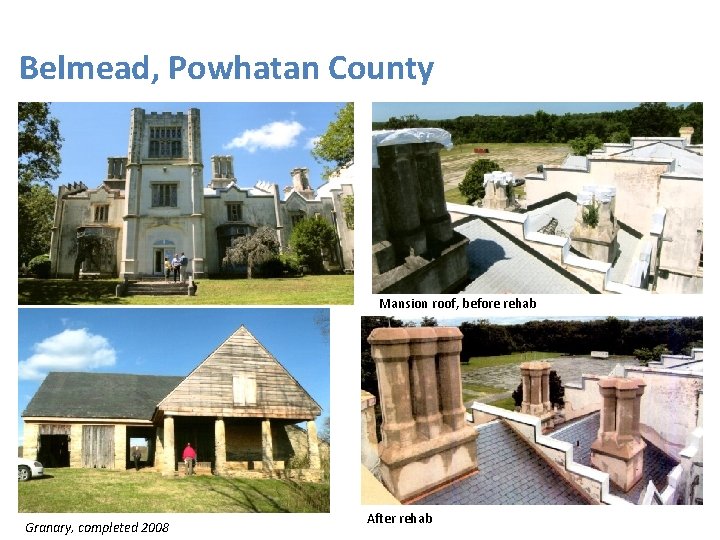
[590,377,646,492]
[367,327,478,501]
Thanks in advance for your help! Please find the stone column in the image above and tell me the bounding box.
[541,365,551,412]
[163,416,175,477]
[360,391,380,471]
[367,329,415,446]
[435,327,466,430]
[413,143,454,255]
[261,419,274,472]
[590,377,647,492]
[409,332,442,439]
[214,417,226,476]
[307,420,321,469]
[376,144,427,259]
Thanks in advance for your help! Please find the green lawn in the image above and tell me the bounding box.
[461,351,560,372]
[487,396,516,411]
[18,468,329,513]
[18,275,353,305]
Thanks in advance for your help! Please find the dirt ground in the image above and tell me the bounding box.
[441,143,570,189]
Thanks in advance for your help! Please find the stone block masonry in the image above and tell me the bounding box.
[368,327,478,501]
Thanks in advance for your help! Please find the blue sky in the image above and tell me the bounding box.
[372,102,691,122]
[49,102,346,192]
[18,308,330,444]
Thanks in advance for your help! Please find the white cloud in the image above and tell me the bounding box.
[304,136,320,150]
[224,120,305,153]
[19,328,116,380]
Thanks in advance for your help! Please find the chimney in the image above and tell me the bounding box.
[679,126,694,146]
[481,171,516,210]
[209,155,235,189]
[367,326,478,502]
[590,377,647,492]
[520,361,554,432]
[570,185,619,263]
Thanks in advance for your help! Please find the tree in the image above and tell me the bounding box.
[289,217,337,273]
[342,194,354,230]
[18,184,56,267]
[420,316,438,327]
[18,102,63,193]
[311,103,354,178]
[223,226,279,278]
[458,159,501,205]
[569,134,603,155]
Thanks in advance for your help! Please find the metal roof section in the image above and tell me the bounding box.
[455,217,594,294]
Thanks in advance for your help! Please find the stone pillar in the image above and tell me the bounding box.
[261,419,274,472]
[368,327,478,502]
[368,330,415,446]
[436,327,467,431]
[375,144,427,260]
[571,186,619,263]
[409,335,442,440]
[163,416,175,477]
[679,126,694,146]
[541,366,551,412]
[113,424,127,470]
[591,377,647,492]
[307,420,321,470]
[413,143,454,256]
[520,362,554,431]
[215,417,226,476]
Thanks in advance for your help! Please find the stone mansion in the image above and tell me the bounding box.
[49,107,354,278]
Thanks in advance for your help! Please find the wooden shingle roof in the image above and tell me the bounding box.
[22,372,184,420]
[158,326,321,420]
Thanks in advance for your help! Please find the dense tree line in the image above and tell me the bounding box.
[460,317,702,360]
[372,103,703,145]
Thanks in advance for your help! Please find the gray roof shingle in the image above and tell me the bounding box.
[22,372,184,420]
[412,421,588,505]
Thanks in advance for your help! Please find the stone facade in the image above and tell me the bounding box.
[367,327,478,502]
[519,361,555,432]
[49,108,354,279]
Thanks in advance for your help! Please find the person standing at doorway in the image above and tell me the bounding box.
[179,252,189,283]
[164,257,171,283]
[182,443,197,476]
[132,446,142,471]
[171,254,181,283]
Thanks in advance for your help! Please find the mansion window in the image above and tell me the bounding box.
[151,184,178,207]
[226,203,242,222]
[94,204,109,223]
[148,126,182,158]
[291,213,305,226]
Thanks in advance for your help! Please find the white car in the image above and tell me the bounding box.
[18,458,44,481]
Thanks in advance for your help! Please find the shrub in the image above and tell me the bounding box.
[458,159,501,205]
[27,254,51,278]
[289,218,337,274]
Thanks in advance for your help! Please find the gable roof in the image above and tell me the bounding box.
[22,372,183,421]
[157,326,321,420]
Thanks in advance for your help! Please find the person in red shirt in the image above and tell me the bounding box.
[182,443,197,476]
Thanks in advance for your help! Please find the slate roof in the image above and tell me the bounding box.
[412,421,588,505]
[549,412,679,503]
[456,218,595,294]
[22,372,183,420]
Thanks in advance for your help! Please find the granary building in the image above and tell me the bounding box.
[22,326,324,478]
[49,107,354,279]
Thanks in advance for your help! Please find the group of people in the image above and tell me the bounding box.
[164,252,189,283]
[131,442,197,476]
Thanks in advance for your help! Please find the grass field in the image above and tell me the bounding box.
[18,275,353,305]
[18,468,329,513]
[440,142,570,191]
[461,351,560,372]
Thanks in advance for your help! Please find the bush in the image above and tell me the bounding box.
[289,218,337,274]
[256,257,285,278]
[458,159,501,205]
[569,134,603,156]
[27,254,51,278]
